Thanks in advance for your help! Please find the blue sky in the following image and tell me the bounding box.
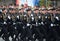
[19,0,39,7]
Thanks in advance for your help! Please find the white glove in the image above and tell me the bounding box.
[31,14,33,17]
[27,23,30,26]
[39,16,41,19]
[8,16,11,19]
[45,16,47,18]
[41,22,44,25]
[17,16,19,19]
[51,23,53,27]
[4,22,6,24]
[32,17,34,21]
[56,16,59,20]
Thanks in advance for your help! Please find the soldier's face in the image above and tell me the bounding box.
[9,10,12,13]
[48,10,53,14]
[45,10,48,13]
[40,10,42,13]
[57,11,60,14]
[2,9,7,13]
[35,10,39,14]
[27,11,31,14]
[19,10,21,13]
[53,10,57,14]
[20,9,24,13]
[11,10,15,13]
[42,10,47,14]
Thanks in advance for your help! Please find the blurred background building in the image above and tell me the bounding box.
[40,0,60,7]
[0,0,16,5]
[0,0,60,7]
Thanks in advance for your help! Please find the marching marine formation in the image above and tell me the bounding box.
[0,5,60,41]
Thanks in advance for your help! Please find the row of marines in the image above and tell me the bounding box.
[0,8,60,41]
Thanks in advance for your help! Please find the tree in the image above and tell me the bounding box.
[39,0,45,6]
[39,0,52,7]
[47,0,52,6]
[0,0,2,2]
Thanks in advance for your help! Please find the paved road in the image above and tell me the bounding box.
[0,37,46,41]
